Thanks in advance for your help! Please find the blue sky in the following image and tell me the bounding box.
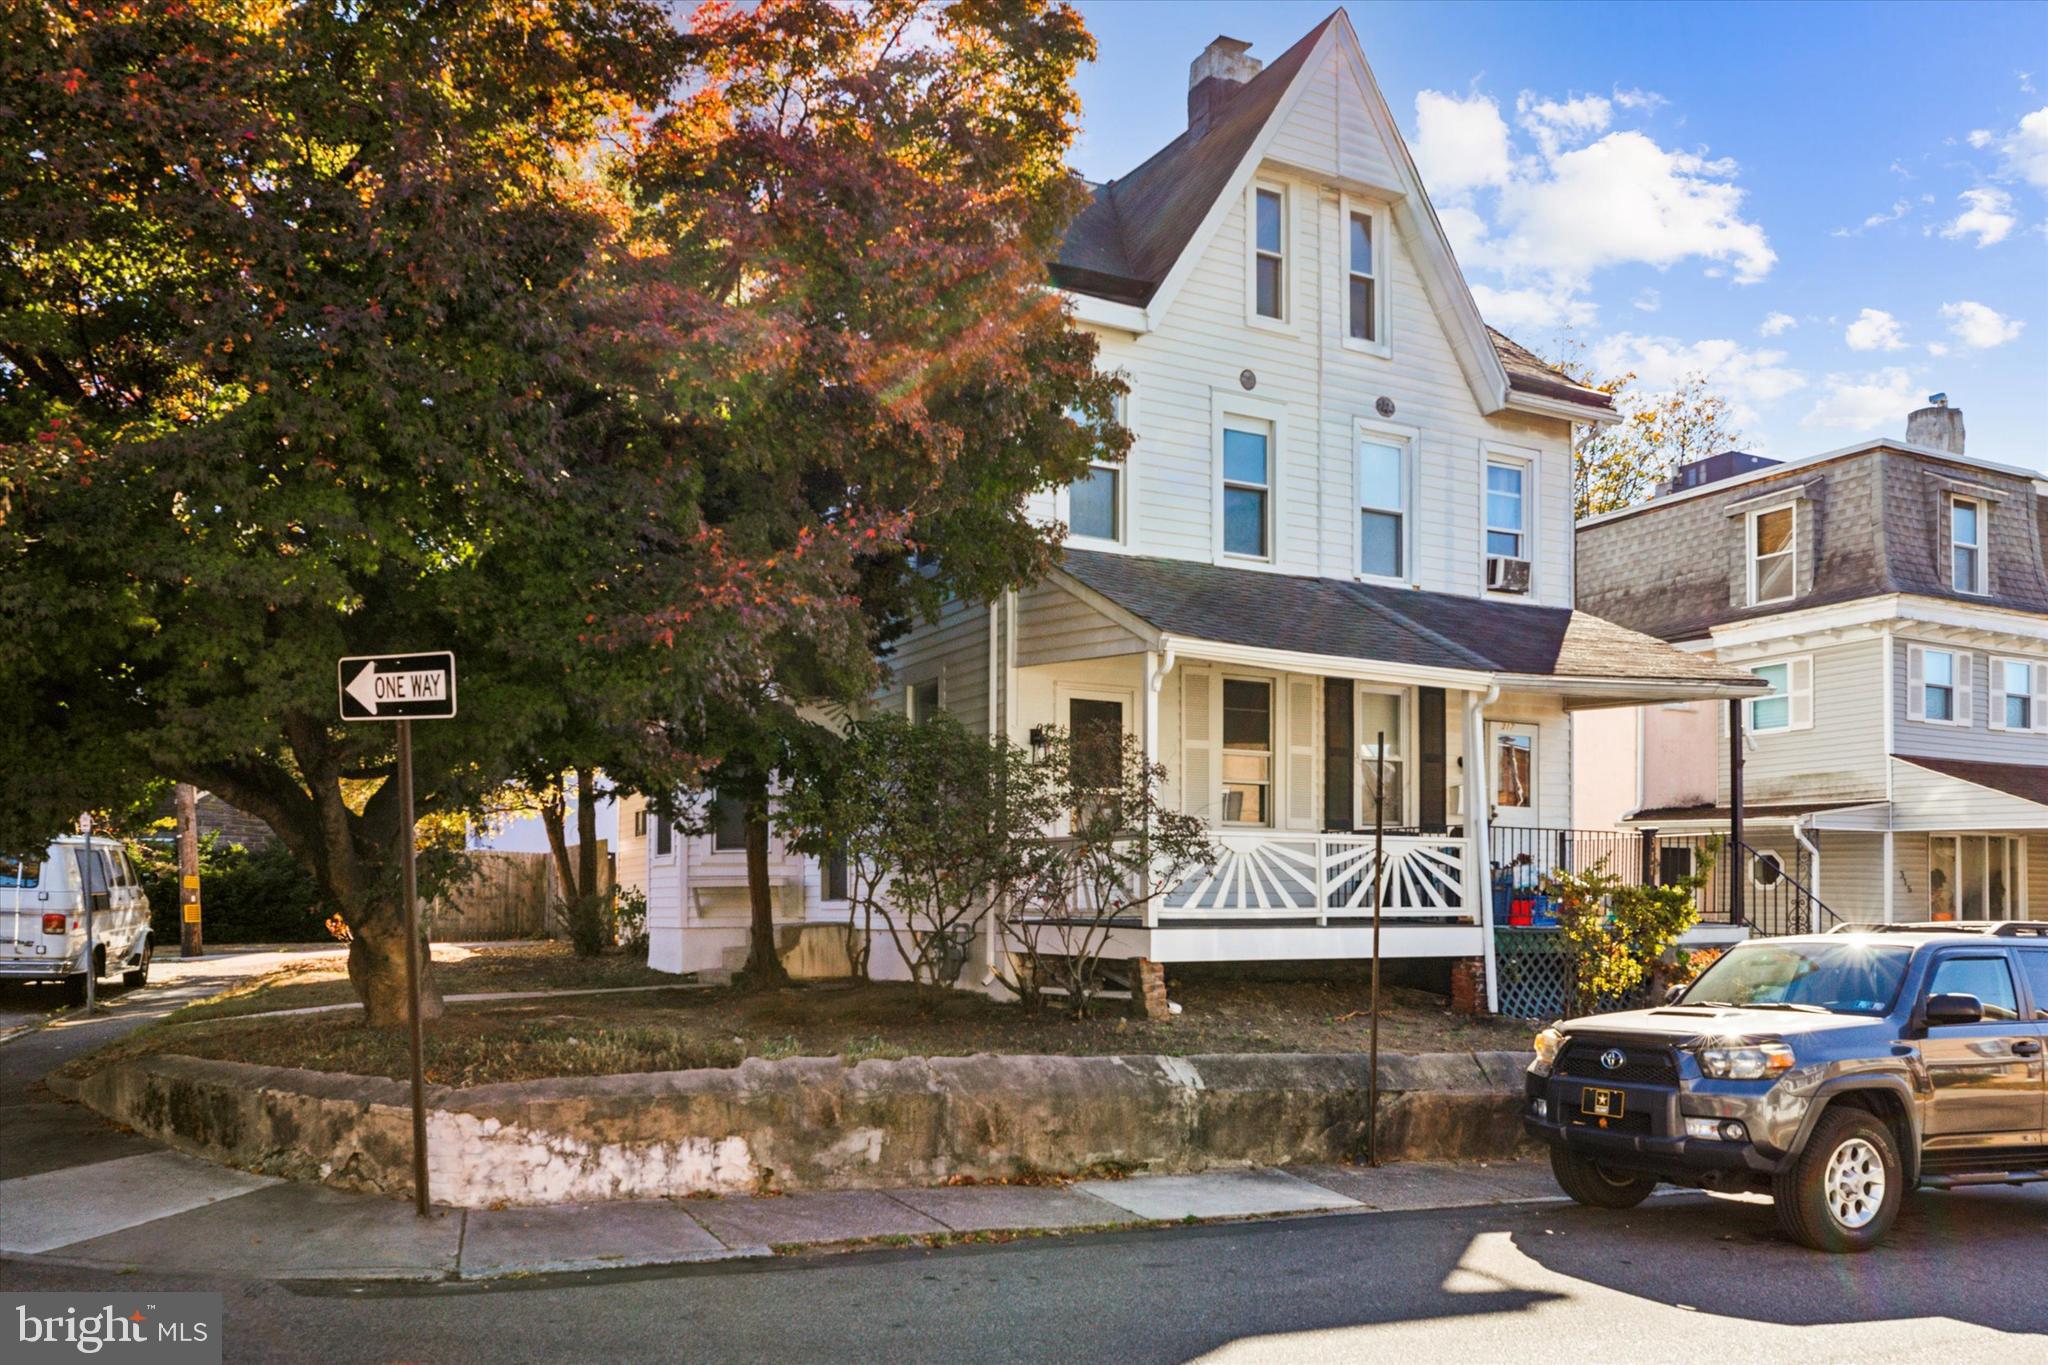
[1069,1,2048,470]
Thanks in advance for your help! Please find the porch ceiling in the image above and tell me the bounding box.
[1055,549,1766,701]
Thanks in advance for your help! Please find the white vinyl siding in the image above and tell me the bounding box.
[1713,637,1887,808]
[1894,639,2048,765]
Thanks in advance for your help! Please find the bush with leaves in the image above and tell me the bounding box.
[779,712,1062,1008]
[1542,844,1715,1017]
[129,835,327,946]
[1005,729,1214,1018]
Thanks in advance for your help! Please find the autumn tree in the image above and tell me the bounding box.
[0,1,872,1023]
[1549,347,1743,519]
[624,0,1125,985]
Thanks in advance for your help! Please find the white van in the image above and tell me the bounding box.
[1,836,154,1000]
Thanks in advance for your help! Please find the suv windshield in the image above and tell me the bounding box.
[1681,940,1912,1015]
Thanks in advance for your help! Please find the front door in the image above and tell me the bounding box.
[1064,691,1129,830]
[1917,951,2045,1156]
[1486,722,1539,829]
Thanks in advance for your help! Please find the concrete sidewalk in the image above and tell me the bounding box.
[4,1155,1568,1283]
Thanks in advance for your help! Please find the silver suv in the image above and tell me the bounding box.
[1523,923,2048,1251]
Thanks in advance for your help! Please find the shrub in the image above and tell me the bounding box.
[130,835,329,945]
[1542,843,1715,1017]
[613,884,649,957]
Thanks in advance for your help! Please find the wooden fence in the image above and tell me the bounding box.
[424,843,614,942]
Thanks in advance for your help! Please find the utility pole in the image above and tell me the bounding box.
[176,783,204,958]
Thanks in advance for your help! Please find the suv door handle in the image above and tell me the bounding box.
[2013,1040,2043,1057]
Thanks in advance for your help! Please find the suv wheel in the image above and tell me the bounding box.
[1550,1144,1658,1209]
[1773,1107,1902,1252]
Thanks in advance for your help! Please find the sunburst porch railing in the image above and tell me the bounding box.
[1156,831,1470,924]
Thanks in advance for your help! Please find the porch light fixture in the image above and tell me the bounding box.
[1028,725,1050,758]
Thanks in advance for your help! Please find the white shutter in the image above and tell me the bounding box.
[1788,656,1813,730]
[2033,664,2048,734]
[1905,645,1925,722]
[1954,651,1973,728]
[1991,661,2009,732]
[1284,674,1319,830]
[1180,668,1217,820]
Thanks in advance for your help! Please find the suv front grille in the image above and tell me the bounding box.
[1558,1041,1679,1086]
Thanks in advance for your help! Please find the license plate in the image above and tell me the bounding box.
[1581,1087,1624,1119]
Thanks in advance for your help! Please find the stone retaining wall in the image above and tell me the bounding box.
[59,1049,1534,1208]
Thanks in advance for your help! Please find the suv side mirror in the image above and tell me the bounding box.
[1664,984,1686,1006]
[1924,992,1985,1027]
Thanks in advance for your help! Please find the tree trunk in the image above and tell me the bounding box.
[740,806,790,988]
[543,770,609,957]
[346,902,443,1029]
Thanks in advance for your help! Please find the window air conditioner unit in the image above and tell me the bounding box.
[1487,556,1531,594]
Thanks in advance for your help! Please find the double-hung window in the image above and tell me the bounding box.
[1346,209,1378,344]
[910,678,941,723]
[1745,657,1811,733]
[1749,505,1796,605]
[1909,644,1971,725]
[1358,434,1406,579]
[1951,498,1985,594]
[1222,420,1271,558]
[1992,657,2047,732]
[1066,393,1126,543]
[1253,187,1285,320]
[1485,460,1526,559]
[711,792,748,852]
[1220,679,1272,825]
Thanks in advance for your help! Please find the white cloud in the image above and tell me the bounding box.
[1516,92,1612,157]
[1587,332,1806,427]
[1759,311,1797,337]
[1632,288,1661,313]
[1941,187,2018,246]
[1413,87,1775,331]
[1927,341,1951,357]
[1412,90,1514,196]
[1940,300,2026,349]
[1844,308,1907,352]
[1612,87,1667,114]
[1801,368,1918,431]
[1967,129,1996,149]
[1467,281,1596,331]
[1997,107,2048,188]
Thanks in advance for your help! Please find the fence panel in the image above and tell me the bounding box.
[426,850,551,941]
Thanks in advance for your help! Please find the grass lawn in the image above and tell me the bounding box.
[170,941,680,1022]
[73,958,1536,1088]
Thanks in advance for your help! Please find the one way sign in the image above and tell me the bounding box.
[338,652,458,721]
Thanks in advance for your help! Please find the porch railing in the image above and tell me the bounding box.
[1486,826,1840,938]
[1157,831,1470,923]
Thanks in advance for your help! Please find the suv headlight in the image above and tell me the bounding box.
[1697,1041,1796,1080]
[1531,1026,1565,1077]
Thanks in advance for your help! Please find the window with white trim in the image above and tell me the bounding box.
[1991,656,2048,732]
[1950,497,1985,594]
[1065,392,1126,544]
[710,792,748,852]
[1220,678,1272,825]
[1358,689,1404,828]
[1221,419,1271,559]
[1357,434,1406,579]
[1746,656,1812,733]
[1346,208,1379,344]
[1485,459,1526,559]
[1908,644,1971,726]
[1252,186,1285,320]
[1748,504,1796,605]
[910,677,941,723]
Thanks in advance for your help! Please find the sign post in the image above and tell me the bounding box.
[338,650,456,1217]
[77,812,97,1013]
[176,783,204,958]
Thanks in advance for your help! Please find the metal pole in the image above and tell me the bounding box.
[1728,698,1746,928]
[397,720,430,1216]
[1367,731,1386,1167]
[81,820,96,1013]
[176,783,204,958]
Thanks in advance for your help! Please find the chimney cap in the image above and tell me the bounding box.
[1927,392,1947,407]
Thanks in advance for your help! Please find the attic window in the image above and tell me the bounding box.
[1748,504,1795,606]
[1951,497,1985,595]
[1253,187,1284,319]
[1347,209,1378,343]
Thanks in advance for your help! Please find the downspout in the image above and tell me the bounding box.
[1466,684,1501,1014]
[984,597,1002,984]
[1881,625,1896,922]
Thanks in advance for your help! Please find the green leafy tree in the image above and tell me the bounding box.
[1543,846,1714,1016]
[0,1,870,1024]
[626,0,1125,983]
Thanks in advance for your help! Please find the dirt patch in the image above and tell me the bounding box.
[169,942,678,1022]
[75,975,1533,1088]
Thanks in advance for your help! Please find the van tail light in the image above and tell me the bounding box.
[43,913,67,935]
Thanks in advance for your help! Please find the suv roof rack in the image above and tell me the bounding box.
[1827,920,2048,937]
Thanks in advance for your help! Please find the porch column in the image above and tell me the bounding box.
[1463,686,1499,1013]
[1728,697,1746,927]
[1141,650,1170,928]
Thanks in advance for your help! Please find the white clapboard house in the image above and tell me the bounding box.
[615,12,1761,1008]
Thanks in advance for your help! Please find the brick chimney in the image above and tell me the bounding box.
[1188,36,1260,139]
[1905,393,1965,456]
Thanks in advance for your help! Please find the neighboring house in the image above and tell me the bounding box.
[1575,398,2048,928]
[623,12,1760,1004]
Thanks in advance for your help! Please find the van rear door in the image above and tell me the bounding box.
[2,855,47,959]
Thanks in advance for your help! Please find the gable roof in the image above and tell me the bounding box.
[1057,549,1762,696]
[1049,13,1612,416]
[1895,754,2048,810]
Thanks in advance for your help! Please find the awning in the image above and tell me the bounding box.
[1890,755,2048,832]
[1056,549,1767,706]
[1627,799,1886,828]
